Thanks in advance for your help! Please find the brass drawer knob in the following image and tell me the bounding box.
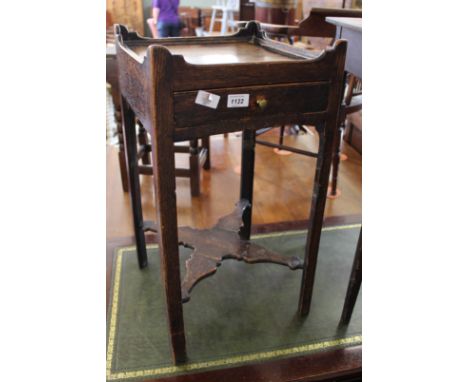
[256,97,268,110]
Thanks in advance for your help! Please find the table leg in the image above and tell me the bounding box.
[150,129,187,364]
[298,122,336,316]
[121,97,148,269]
[189,139,200,197]
[239,128,256,240]
[339,228,362,326]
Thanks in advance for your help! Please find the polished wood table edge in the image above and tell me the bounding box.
[137,345,362,382]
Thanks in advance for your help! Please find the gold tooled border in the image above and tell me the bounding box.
[106,224,362,381]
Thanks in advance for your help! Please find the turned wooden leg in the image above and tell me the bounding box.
[239,128,256,240]
[150,128,187,364]
[201,136,211,170]
[121,97,148,269]
[330,123,344,196]
[298,122,337,316]
[189,139,201,197]
[339,228,362,326]
[137,121,151,165]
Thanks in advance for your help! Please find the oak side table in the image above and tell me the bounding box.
[115,21,347,364]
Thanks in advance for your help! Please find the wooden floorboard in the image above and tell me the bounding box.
[107,129,361,239]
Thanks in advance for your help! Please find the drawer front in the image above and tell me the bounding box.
[172,82,329,128]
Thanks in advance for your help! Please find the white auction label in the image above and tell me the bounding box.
[227,94,250,108]
[195,90,220,109]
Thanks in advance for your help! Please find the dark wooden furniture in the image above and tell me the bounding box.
[106,45,210,196]
[339,227,362,326]
[256,9,362,198]
[115,21,347,364]
[239,0,255,21]
[179,7,203,36]
[255,7,361,41]
[254,0,297,27]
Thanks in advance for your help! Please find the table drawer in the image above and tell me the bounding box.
[173,82,329,128]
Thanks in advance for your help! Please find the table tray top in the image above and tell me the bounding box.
[129,40,304,65]
[113,22,347,130]
[116,22,320,66]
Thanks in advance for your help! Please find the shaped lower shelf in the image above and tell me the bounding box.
[178,199,303,302]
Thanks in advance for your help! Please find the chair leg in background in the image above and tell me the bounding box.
[239,128,256,240]
[189,139,200,197]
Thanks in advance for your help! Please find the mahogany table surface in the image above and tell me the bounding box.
[129,40,310,64]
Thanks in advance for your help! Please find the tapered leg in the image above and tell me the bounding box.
[239,128,256,240]
[339,228,362,326]
[298,123,337,316]
[121,97,148,268]
[189,139,200,197]
[201,137,211,170]
[150,129,187,364]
